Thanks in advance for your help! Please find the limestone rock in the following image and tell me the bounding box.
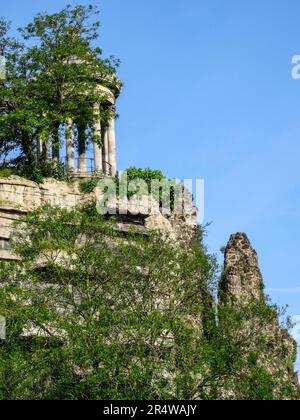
[0,176,198,260]
[219,232,299,398]
[220,232,264,302]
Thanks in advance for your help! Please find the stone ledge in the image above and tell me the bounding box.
[0,249,20,261]
[0,176,198,256]
[0,176,38,188]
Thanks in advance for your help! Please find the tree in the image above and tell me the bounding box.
[0,18,27,165]
[0,203,298,400]
[0,204,216,400]
[0,5,121,172]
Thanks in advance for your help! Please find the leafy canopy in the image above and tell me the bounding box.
[0,5,120,172]
[0,203,298,400]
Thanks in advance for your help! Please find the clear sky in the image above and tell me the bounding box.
[2,0,300,370]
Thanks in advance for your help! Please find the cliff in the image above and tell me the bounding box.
[0,176,197,260]
[219,233,299,398]
[0,176,298,399]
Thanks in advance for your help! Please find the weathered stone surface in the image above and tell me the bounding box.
[219,232,299,397]
[0,176,84,210]
[0,176,198,259]
[0,177,299,398]
[220,232,264,302]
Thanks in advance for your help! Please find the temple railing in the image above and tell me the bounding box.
[61,157,112,177]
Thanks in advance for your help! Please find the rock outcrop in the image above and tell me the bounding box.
[220,233,264,303]
[0,177,298,398]
[0,176,198,260]
[219,233,299,398]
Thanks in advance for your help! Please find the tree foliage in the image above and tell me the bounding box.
[0,5,120,172]
[0,204,216,400]
[0,204,298,400]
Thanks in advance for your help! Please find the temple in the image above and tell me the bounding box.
[37,75,121,178]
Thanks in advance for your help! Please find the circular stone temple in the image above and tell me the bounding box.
[37,73,121,178]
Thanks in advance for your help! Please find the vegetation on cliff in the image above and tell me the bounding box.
[0,204,298,400]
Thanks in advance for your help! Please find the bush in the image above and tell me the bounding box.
[80,178,100,194]
[0,204,298,400]
[0,204,216,400]
[0,167,19,178]
[80,167,183,211]
[19,161,69,183]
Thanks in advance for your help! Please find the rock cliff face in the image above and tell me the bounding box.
[0,176,85,260]
[219,233,299,398]
[0,176,197,260]
[220,233,264,303]
[0,176,299,398]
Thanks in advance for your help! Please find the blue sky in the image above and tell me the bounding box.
[2,0,300,369]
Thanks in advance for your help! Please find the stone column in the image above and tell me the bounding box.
[66,118,75,172]
[52,124,60,162]
[37,137,43,161]
[78,124,87,173]
[107,108,117,176]
[93,103,103,173]
[102,127,110,175]
[44,139,50,161]
[38,133,50,162]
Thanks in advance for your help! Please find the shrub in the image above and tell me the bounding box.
[19,161,69,183]
[0,167,19,178]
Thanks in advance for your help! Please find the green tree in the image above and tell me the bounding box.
[0,203,298,400]
[0,5,121,175]
[0,18,27,165]
[0,204,216,400]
